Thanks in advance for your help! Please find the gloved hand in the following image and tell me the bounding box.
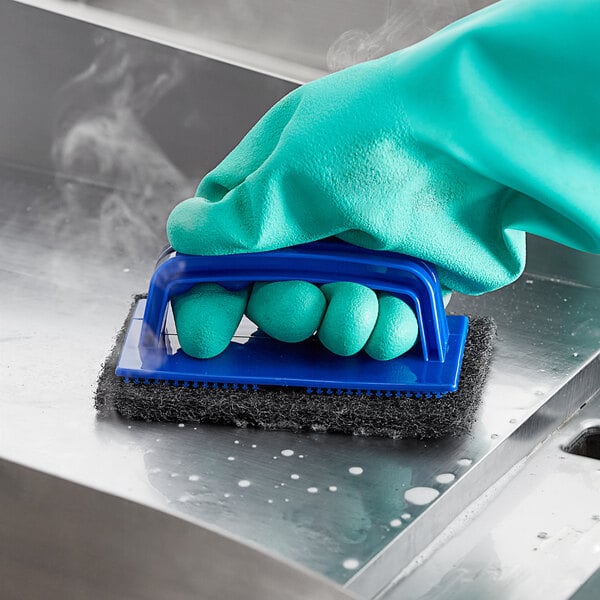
[167,0,600,359]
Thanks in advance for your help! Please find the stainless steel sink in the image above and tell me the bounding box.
[1,1,599,598]
[14,0,497,82]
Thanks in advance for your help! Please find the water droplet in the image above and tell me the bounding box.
[188,474,200,482]
[284,498,290,502]
[267,499,274,504]
[537,531,549,539]
[491,433,499,439]
[123,268,130,273]
[404,487,440,506]
[274,485,280,489]
[224,493,231,498]
[251,444,257,448]
[457,458,473,467]
[307,487,319,494]
[155,438,161,442]
[525,279,533,285]
[328,486,338,492]
[170,472,179,478]
[435,473,456,485]
[234,440,240,444]
[299,455,305,458]
[227,456,235,461]
[281,449,294,457]
[343,558,360,570]
[389,519,402,528]
[401,513,411,520]
[127,425,132,429]
[290,474,300,480]
[273,456,278,460]
[349,466,364,475]
[509,418,517,424]
[178,423,185,428]
[573,352,579,358]
[238,480,251,488]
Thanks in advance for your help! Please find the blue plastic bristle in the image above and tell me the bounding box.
[115,239,469,395]
[252,384,258,391]
[306,387,314,394]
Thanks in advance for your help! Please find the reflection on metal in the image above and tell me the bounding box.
[384,393,600,600]
[1,2,599,598]
[15,0,497,82]
[0,457,355,600]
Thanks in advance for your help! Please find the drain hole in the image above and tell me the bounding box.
[564,428,600,460]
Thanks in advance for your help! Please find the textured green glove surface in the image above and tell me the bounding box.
[171,284,249,359]
[168,0,600,359]
[246,281,326,343]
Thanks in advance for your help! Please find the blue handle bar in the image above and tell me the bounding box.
[140,240,450,362]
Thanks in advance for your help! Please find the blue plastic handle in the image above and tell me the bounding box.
[140,239,450,362]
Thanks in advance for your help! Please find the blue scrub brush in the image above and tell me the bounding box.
[96,241,495,439]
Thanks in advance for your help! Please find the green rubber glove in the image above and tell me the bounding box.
[168,0,600,359]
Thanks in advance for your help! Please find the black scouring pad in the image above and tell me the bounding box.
[95,296,496,439]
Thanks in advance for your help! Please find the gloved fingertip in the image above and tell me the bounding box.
[172,283,249,358]
[247,281,326,343]
[364,294,418,360]
[318,282,378,356]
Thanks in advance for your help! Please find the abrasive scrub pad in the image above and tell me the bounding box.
[95,241,496,439]
[95,295,495,439]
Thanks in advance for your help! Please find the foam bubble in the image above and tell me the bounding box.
[404,487,440,505]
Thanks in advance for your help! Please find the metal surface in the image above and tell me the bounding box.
[1,1,599,598]
[382,391,600,600]
[0,457,355,600]
[571,566,600,600]
[15,0,497,82]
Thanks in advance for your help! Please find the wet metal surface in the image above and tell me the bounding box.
[1,2,599,597]
[0,456,355,600]
[383,392,600,600]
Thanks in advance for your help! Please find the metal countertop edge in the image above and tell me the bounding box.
[0,456,357,600]
[347,351,600,598]
[11,0,323,84]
